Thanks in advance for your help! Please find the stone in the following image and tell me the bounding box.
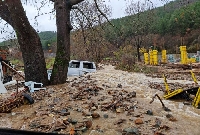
[85,120,92,128]
[11,112,16,116]
[67,118,78,124]
[59,109,70,116]
[91,106,97,111]
[91,112,100,118]
[114,119,126,125]
[166,114,177,121]
[122,127,140,135]
[48,114,54,117]
[117,84,122,88]
[146,110,153,115]
[103,114,108,118]
[116,107,124,113]
[135,118,143,124]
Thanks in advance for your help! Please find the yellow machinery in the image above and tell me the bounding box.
[153,50,158,65]
[149,50,153,65]
[161,50,167,63]
[180,46,188,64]
[144,53,149,65]
[163,71,200,108]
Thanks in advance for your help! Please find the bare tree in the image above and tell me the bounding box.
[125,0,155,62]
[0,0,111,85]
[70,0,111,62]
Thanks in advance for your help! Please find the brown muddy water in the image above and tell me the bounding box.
[0,65,200,135]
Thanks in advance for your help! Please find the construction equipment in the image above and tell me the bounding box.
[163,71,200,108]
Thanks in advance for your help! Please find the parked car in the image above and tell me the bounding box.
[47,60,96,80]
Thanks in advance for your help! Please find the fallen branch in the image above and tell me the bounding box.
[150,94,171,111]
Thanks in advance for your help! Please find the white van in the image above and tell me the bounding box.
[68,60,96,76]
[47,60,96,80]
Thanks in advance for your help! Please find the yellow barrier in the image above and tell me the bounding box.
[161,50,167,63]
[153,50,158,65]
[149,50,153,65]
[180,46,188,64]
[144,53,149,65]
[192,87,200,108]
[188,58,196,63]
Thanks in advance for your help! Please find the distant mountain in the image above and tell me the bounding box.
[0,31,57,50]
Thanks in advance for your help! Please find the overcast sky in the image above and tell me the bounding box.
[0,0,169,42]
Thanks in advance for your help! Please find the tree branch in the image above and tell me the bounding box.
[93,0,114,27]
[70,0,84,6]
[72,6,93,28]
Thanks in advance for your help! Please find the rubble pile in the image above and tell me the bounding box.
[0,65,200,135]
[18,75,179,135]
[148,82,199,92]
[0,85,48,113]
[146,72,200,81]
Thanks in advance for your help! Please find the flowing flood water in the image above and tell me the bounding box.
[0,65,200,135]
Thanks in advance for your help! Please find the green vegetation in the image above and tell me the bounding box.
[38,31,57,50]
[45,58,55,69]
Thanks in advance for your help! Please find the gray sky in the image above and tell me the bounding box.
[0,0,168,42]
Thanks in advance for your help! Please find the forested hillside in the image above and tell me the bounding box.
[1,0,200,61]
[103,0,200,53]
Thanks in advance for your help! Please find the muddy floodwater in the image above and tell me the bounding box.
[0,65,200,135]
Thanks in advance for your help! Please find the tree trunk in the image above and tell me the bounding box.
[5,0,48,85]
[136,37,141,62]
[50,0,71,84]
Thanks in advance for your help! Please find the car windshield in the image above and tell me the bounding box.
[69,61,80,68]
